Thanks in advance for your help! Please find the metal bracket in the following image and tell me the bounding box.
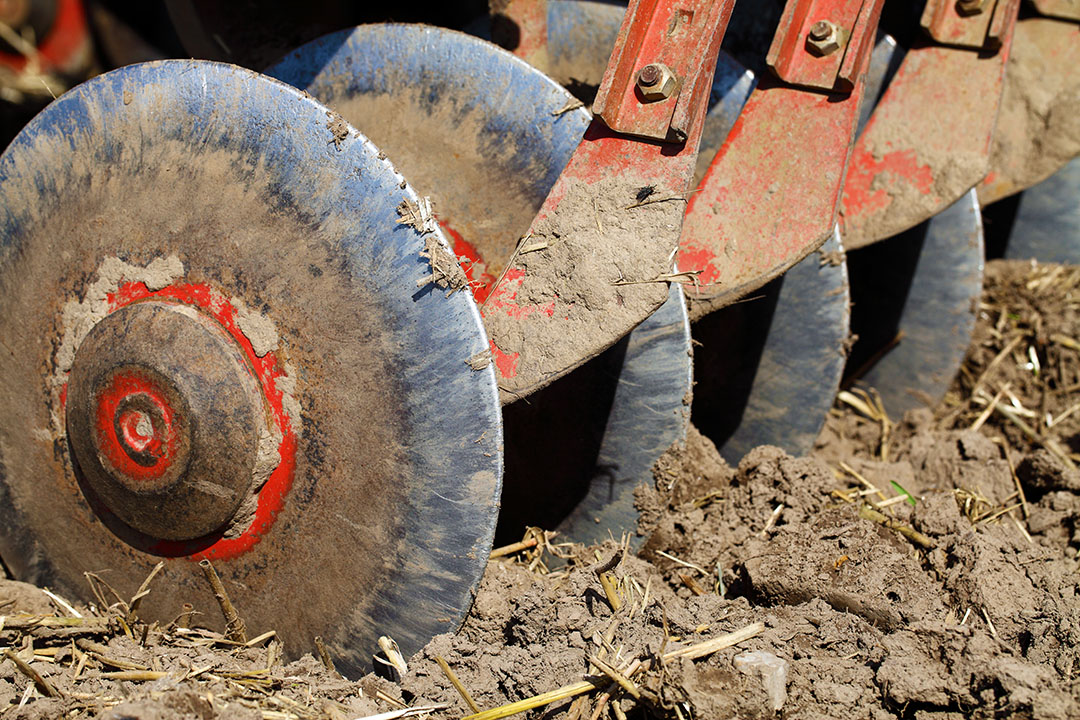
[1031,0,1080,21]
[920,0,1022,49]
[593,0,737,142]
[766,0,883,92]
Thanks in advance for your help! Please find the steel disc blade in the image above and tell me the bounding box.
[847,190,985,415]
[552,283,692,547]
[267,24,593,312]
[0,60,502,677]
[269,23,692,546]
[693,229,850,463]
[1003,158,1080,263]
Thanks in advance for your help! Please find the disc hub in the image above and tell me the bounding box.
[66,301,268,542]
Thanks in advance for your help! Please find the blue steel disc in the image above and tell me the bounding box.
[539,4,848,507]
[554,282,692,546]
[0,60,502,677]
[269,23,693,546]
[268,24,593,281]
[694,228,851,464]
[848,190,985,415]
[1004,158,1080,263]
[844,34,985,417]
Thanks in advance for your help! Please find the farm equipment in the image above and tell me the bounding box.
[0,0,1076,677]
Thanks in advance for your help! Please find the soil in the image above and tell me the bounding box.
[3,258,1079,719]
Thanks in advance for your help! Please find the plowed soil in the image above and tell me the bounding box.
[1,260,1078,719]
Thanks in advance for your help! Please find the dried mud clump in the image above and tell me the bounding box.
[633,419,1080,719]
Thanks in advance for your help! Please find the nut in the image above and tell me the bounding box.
[636,63,677,101]
[956,0,991,15]
[805,20,842,56]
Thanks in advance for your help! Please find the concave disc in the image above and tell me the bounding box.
[842,35,985,416]
[694,228,851,463]
[269,24,693,546]
[0,59,502,677]
[268,23,592,289]
[1002,158,1080,263]
[846,190,985,415]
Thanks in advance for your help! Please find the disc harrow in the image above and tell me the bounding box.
[0,0,1075,679]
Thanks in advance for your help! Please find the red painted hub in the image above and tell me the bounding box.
[96,371,181,481]
[60,280,298,558]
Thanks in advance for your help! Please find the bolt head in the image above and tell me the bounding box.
[956,0,990,15]
[809,20,832,41]
[806,20,842,57]
[638,64,661,86]
[636,62,677,101]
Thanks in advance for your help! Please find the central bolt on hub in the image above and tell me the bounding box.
[66,301,271,541]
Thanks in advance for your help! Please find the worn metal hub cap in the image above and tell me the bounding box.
[67,302,269,541]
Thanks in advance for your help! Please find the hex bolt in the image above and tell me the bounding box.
[635,63,677,101]
[956,0,990,15]
[638,64,661,87]
[809,20,832,41]
[805,19,843,57]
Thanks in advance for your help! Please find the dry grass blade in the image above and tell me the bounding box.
[489,536,539,559]
[837,389,878,419]
[435,655,480,714]
[76,638,148,671]
[858,505,935,549]
[760,504,784,536]
[314,636,337,677]
[127,561,165,622]
[993,402,1078,470]
[40,588,81,619]
[378,636,408,678]
[654,550,709,576]
[461,678,607,720]
[838,462,889,506]
[588,656,640,700]
[662,621,764,661]
[970,383,1010,432]
[199,559,247,642]
[594,548,624,612]
[837,388,892,459]
[0,615,108,631]
[353,705,450,720]
[1050,333,1080,352]
[4,648,60,698]
[100,670,168,681]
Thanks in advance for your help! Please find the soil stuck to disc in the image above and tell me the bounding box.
[1,260,1079,719]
